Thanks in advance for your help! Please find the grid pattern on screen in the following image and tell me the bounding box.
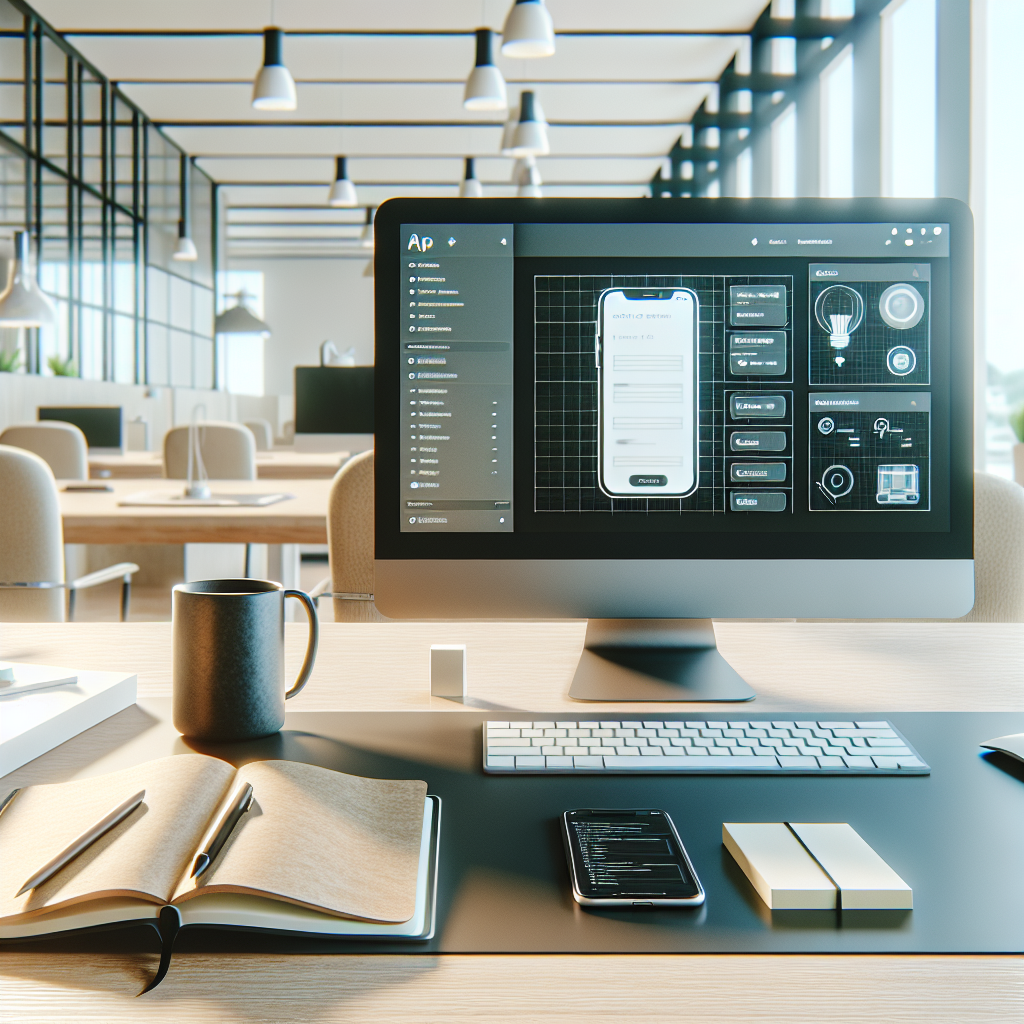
[809,280,930,386]
[808,410,930,511]
[534,275,791,514]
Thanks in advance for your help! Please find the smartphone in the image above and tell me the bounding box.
[596,287,699,498]
[562,808,705,907]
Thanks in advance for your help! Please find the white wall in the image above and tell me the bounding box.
[230,257,375,401]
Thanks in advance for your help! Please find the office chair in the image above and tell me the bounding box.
[244,419,274,452]
[278,420,295,446]
[163,421,259,576]
[0,421,88,480]
[310,450,387,622]
[163,421,257,480]
[961,471,1024,622]
[0,446,138,622]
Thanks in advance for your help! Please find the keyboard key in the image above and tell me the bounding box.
[708,747,730,756]
[604,755,779,769]
[521,729,543,737]
[856,721,890,728]
[636,728,657,737]
[573,756,604,769]
[579,721,601,729]
[486,729,521,738]
[532,722,555,730]
[795,721,817,729]
[541,746,563,756]
[486,721,510,729]
[514,756,545,768]
[487,756,515,769]
[543,729,567,737]
[642,721,664,728]
[488,745,533,755]
[640,747,664,756]
[817,756,845,767]
[819,722,855,729]
[625,737,647,747]
[771,721,796,729]
[600,722,621,729]
[715,737,738,747]
[896,757,926,768]
[546,756,573,768]
[707,721,728,729]
[563,746,589,756]
[622,721,643,728]
[567,729,591,737]
[842,755,875,768]
[556,721,576,728]
[867,737,907,747]
[778,756,820,768]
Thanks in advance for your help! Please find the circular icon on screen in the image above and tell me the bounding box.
[821,464,854,499]
[817,416,835,435]
[879,283,925,330]
[886,345,917,376]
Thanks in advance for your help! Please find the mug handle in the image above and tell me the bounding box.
[284,589,319,699]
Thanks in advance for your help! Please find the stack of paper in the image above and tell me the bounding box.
[0,664,137,776]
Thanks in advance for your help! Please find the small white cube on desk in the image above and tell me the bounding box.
[430,645,466,700]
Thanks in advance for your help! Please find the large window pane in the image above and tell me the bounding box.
[820,45,854,198]
[883,0,937,198]
[771,104,797,198]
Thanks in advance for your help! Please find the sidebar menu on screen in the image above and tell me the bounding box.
[400,223,514,533]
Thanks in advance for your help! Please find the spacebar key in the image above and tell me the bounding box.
[603,755,779,769]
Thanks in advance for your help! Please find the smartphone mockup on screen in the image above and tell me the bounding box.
[562,808,705,907]
[596,288,699,498]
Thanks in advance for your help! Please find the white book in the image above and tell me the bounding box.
[0,665,137,777]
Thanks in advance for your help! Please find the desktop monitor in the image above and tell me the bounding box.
[38,406,123,453]
[373,199,974,701]
[294,366,374,434]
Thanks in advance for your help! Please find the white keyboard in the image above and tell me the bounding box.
[483,719,929,774]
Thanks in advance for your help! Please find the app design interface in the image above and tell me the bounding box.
[398,221,949,534]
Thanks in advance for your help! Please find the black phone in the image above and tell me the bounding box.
[562,808,705,907]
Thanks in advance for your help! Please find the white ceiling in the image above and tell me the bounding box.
[30,0,770,257]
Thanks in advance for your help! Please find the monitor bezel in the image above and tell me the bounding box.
[374,198,973,570]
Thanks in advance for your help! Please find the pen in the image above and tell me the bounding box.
[16,789,146,897]
[190,782,254,879]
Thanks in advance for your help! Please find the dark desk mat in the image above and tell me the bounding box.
[16,711,1024,955]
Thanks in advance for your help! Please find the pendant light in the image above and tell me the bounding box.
[214,291,271,336]
[0,230,57,326]
[361,206,376,248]
[327,156,358,207]
[501,94,546,154]
[252,27,297,111]
[507,91,549,156]
[501,1,556,59]
[515,156,543,198]
[464,28,507,111]
[459,157,484,197]
[172,154,198,261]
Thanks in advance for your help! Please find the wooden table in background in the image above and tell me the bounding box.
[1,620,1022,1022]
[58,478,331,545]
[89,450,348,480]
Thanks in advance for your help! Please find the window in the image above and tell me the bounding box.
[820,45,854,198]
[883,0,937,198]
[771,105,797,198]
[216,270,266,397]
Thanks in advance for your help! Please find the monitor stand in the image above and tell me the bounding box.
[568,619,755,702]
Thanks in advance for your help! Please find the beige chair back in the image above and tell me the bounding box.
[327,449,387,622]
[244,419,274,451]
[0,422,88,480]
[961,471,1024,622]
[0,445,65,621]
[163,421,257,480]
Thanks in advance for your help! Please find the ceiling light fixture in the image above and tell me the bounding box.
[501,0,556,58]
[460,157,484,197]
[515,156,543,198]
[214,291,271,336]
[0,230,56,326]
[361,206,376,248]
[507,91,549,156]
[327,156,358,207]
[172,154,198,262]
[500,95,545,154]
[464,28,507,111]
[252,27,297,111]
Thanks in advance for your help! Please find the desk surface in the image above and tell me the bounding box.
[89,450,348,480]
[2,621,1023,1021]
[58,478,331,545]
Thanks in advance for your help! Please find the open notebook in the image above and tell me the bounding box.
[0,755,439,942]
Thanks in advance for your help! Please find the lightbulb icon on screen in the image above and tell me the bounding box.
[814,285,865,367]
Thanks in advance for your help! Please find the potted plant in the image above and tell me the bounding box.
[1009,405,1024,484]
[0,350,20,373]
[47,354,77,377]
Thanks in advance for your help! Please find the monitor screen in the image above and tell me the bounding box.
[373,199,973,621]
[294,366,374,434]
[38,406,123,450]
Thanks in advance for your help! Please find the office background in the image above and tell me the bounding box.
[0,0,1018,474]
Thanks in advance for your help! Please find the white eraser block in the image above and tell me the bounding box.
[788,822,912,909]
[430,645,466,699]
[723,822,837,909]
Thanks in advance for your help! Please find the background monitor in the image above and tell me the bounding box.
[373,198,974,701]
[38,406,123,452]
[294,366,374,435]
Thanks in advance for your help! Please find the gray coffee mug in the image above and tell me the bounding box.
[172,579,319,741]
